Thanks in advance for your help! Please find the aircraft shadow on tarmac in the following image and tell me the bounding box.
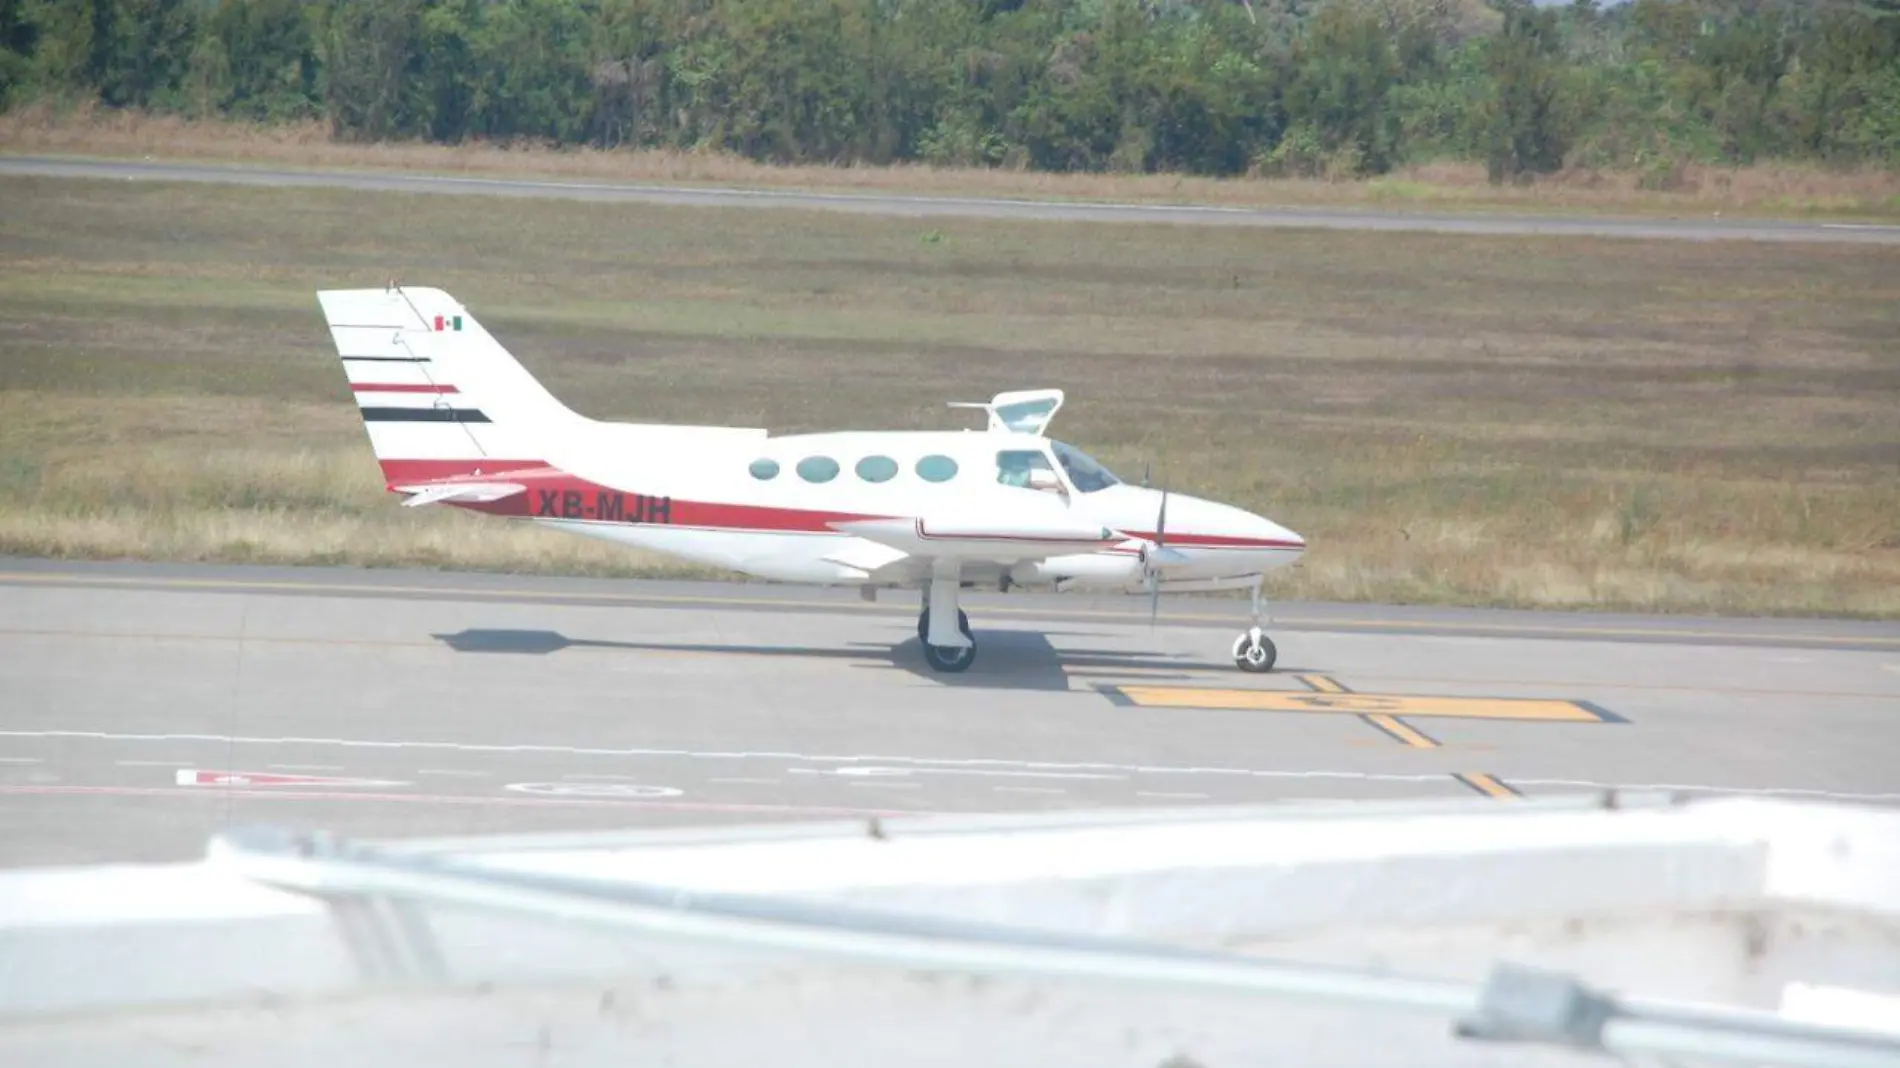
[430,627,1265,692]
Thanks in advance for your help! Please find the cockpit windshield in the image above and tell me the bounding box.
[1050,439,1123,493]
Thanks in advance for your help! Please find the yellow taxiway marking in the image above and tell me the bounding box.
[4,571,1896,648]
[1297,673,1348,694]
[1455,772,1520,799]
[1298,674,1441,747]
[1115,685,1613,722]
[1362,713,1440,748]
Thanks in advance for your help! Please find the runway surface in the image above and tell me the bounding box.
[5,155,1899,244]
[1,558,1895,869]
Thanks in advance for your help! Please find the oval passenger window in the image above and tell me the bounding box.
[797,456,841,483]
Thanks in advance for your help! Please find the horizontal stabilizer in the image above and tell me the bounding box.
[395,482,528,507]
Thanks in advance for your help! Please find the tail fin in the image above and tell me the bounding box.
[317,286,580,484]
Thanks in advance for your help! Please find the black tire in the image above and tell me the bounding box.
[1234,634,1277,673]
[923,640,976,673]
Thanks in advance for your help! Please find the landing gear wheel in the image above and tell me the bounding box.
[923,640,976,673]
[1232,627,1276,674]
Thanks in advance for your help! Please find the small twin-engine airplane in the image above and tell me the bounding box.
[319,286,1305,674]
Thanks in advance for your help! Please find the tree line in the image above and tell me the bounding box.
[3,0,1896,181]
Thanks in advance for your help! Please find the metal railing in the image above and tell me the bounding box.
[206,825,1900,1068]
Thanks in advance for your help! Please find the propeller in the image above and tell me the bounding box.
[1144,486,1169,628]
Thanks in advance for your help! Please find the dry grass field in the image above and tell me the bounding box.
[1,171,1896,616]
[6,103,1900,221]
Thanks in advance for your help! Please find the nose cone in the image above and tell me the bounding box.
[1170,494,1307,543]
[1109,490,1299,558]
[1146,492,1303,553]
[1256,513,1305,554]
[1217,500,1304,554]
[1251,505,1303,549]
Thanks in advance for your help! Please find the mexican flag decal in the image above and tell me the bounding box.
[433,314,463,332]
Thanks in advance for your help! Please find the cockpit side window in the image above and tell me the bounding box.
[995,449,1062,493]
[1050,440,1122,493]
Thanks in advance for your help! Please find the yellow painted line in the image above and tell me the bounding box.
[1363,713,1439,748]
[1455,772,1520,799]
[1298,674,1348,694]
[1116,685,1608,722]
[4,571,1896,648]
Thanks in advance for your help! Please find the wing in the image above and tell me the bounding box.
[828,515,1120,557]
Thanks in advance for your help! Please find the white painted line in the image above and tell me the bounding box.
[992,786,1066,795]
[1137,792,1212,801]
[268,764,345,772]
[790,766,1123,782]
[174,768,412,788]
[708,777,781,785]
[5,730,1896,803]
[507,782,682,798]
[419,768,488,778]
[0,757,44,765]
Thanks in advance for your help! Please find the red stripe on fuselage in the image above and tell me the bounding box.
[379,460,886,532]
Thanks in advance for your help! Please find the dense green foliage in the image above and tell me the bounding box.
[4,0,1896,178]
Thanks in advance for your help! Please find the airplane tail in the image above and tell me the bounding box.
[316,286,580,486]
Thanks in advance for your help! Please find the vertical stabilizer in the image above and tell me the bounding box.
[317,286,580,482]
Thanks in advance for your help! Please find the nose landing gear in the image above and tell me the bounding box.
[1233,626,1277,673]
[1231,580,1278,674]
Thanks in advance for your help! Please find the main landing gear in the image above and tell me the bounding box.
[917,571,976,673]
[1231,581,1278,674]
[911,571,1278,676]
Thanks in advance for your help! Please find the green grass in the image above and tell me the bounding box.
[1,174,1896,616]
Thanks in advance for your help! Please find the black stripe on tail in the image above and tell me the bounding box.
[360,407,492,423]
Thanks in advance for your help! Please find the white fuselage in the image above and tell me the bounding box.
[533,424,1304,592]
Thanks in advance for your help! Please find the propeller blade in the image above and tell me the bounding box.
[1146,487,1169,630]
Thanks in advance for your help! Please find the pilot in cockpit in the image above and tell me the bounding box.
[996,450,1064,494]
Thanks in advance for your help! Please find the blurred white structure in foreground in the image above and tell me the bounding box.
[3,791,1899,1067]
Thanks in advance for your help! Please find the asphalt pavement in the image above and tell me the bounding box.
[1,559,1894,868]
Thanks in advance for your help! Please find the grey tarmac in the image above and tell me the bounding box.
[1,559,1895,869]
[4,154,1899,244]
